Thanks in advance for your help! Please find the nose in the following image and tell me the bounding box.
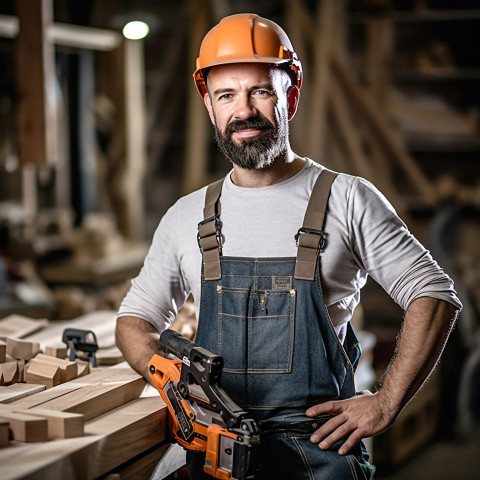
[233,94,257,120]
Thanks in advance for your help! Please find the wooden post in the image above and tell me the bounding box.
[15,0,56,166]
[182,0,211,195]
[284,0,313,150]
[307,0,340,164]
[95,37,146,240]
[122,38,146,239]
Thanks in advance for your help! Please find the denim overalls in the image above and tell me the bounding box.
[190,170,375,479]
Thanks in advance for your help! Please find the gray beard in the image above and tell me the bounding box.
[214,117,287,170]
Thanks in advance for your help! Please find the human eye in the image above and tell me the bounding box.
[217,92,233,101]
[253,89,272,97]
[252,87,274,98]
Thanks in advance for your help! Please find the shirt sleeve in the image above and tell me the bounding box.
[347,177,462,311]
[116,204,190,332]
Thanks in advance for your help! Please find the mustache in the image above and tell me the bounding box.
[224,117,275,137]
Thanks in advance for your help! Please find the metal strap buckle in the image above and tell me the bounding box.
[294,227,325,249]
[197,215,223,253]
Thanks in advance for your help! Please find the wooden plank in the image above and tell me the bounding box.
[0,411,48,442]
[22,310,117,350]
[34,354,78,382]
[6,338,41,361]
[12,368,146,422]
[105,443,170,479]
[0,315,48,339]
[36,377,145,421]
[0,397,167,479]
[15,0,56,166]
[0,384,46,404]
[13,408,84,439]
[10,383,83,409]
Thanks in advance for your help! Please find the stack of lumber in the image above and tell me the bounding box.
[0,312,170,478]
[0,333,89,389]
[0,366,168,479]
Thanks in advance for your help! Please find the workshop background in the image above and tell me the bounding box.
[0,0,479,479]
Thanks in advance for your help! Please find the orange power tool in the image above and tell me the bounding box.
[148,329,260,480]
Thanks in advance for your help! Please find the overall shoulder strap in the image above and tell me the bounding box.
[294,169,338,280]
[197,177,225,281]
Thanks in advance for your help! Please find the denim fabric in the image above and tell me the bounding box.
[196,257,359,418]
[192,254,374,479]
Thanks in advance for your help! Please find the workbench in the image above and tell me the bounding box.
[0,311,177,479]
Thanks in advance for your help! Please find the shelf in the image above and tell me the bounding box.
[405,134,480,153]
[389,9,480,23]
[350,9,480,24]
[394,69,480,82]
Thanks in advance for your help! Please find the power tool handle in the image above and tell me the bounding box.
[160,329,196,359]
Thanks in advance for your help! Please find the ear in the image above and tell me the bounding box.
[286,85,300,120]
[204,93,216,125]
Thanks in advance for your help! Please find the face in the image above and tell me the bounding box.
[204,63,298,170]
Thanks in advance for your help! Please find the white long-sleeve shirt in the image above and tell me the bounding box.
[118,159,462,342]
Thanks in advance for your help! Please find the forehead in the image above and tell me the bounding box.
[207,63,275,89]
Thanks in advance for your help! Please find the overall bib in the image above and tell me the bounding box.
[191,171,375,479]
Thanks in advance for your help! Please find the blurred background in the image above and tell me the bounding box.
[0,0,479,478]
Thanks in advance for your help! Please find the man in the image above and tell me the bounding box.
[116,13,461,479]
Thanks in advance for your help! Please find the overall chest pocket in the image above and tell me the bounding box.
[217,286,296,373]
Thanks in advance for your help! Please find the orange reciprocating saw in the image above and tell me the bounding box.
[148,329,260,480]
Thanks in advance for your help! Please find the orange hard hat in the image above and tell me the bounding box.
[193,13,303,98]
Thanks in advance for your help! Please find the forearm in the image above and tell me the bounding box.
[306,296,458,454]
[377,296,458,415]
[115,316,162,380]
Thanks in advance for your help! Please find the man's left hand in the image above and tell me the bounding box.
[306,391,396,455]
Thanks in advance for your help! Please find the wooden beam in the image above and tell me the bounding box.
[182,0,210,194]
[307,0,339,162]
[0,315,48,340]
[0,410,48,442]
[284,0,314,150]
[12,368,146,422]
[0,14,121,50]
[105,443,170,479]
[11,408,84,439]
[0,384,46,404]
[15,0,56,166]
[122,38,146,239]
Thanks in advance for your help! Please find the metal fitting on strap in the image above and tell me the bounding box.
[197,215,223,253]
[294,227,325,250]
